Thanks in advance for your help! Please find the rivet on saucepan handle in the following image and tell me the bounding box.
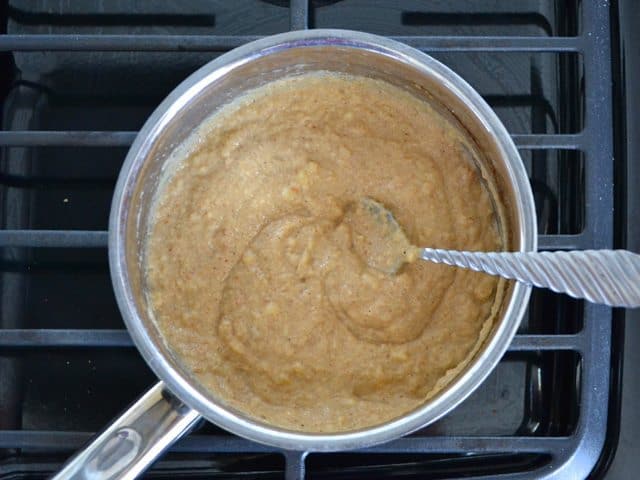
[52,382,201,480]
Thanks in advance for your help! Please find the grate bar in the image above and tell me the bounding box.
[397,35,581,52]
[0,34,262,52]
[0,230,108,248]
[289,0,309,31]
[548,2,615,479]
[0,131,136,147]
[0,329,577,351]
[0,329,132,348]
[509,334,582,352]
[0,131,581,149]
[511,134,583,150]
[0,430,569,454]
[360,435,568,454]
[0,35,582,52]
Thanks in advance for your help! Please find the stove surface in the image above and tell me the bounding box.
[0,1,625,479]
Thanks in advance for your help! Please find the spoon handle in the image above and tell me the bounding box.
[419,248,640,308]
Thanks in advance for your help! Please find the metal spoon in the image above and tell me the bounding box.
[358,197,640,308]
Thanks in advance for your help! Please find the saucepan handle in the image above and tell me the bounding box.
[52,381,201,480]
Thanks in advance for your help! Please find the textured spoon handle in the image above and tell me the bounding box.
[419,248,640,308]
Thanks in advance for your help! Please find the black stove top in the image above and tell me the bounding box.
[0,1,631,478]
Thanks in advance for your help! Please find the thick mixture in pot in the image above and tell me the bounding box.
[146,73,507,432]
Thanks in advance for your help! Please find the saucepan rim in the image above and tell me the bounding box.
[109,28,537,452]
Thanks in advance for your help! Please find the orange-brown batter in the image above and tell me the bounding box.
[145,73,507,432]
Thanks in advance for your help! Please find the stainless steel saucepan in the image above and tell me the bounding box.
[54,29,537,479]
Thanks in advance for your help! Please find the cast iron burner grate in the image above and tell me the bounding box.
[0,1,618,478]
